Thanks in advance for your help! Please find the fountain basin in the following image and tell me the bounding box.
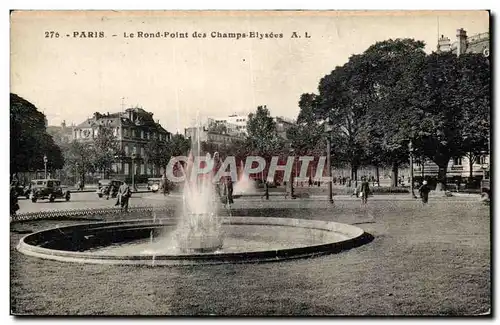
[17,217,371,266]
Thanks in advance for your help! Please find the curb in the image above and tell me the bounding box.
[10,206,172,223]
[68,189,151,194]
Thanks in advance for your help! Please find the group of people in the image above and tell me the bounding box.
[10,183,20,217]
[352,177,432,205]
[216,177,234,204]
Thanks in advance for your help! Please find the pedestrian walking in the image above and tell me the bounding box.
[360,177,370,205]
[115,181,131,212]
[10,186,19,217]
[419,180,431,205]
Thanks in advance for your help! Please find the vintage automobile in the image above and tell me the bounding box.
[97,179,123,199]
[11,182,29,199]
[147,178,162,192]
[29,179,71,203]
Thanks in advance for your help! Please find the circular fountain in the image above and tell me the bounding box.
[16,216,370,266]
[16,122,372,266]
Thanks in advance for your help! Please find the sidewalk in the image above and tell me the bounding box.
[68,187,151,193]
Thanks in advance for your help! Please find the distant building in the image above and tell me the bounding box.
[273,116,295,140]
[47,120,74,145]
[211,114,249,135]
[184,126,243,148]
[437,28,490,57]
[73,107,171,179]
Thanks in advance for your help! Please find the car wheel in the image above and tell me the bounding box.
[49,195,55,202]
[31,197,37,203]
[66,192,71,202]
[98,193,103,198]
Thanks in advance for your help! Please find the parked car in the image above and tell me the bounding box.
[29,179,71,203]
[147,178,162,192]
[11,182,29,198]
[97,179,123,199]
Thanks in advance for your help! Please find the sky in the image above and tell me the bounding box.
[10,10,489,133]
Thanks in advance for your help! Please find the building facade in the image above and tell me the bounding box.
[273,116,295,140]
[47,120,74,146]
[184,126,243,148]
[211,114,249,135]
[73,107,171,180]
[437,28,490,57]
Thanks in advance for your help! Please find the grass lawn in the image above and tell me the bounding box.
[10,199,490,316]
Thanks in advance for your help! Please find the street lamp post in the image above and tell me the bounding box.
[75,162,79,187]
[325,118,334,204]
[131,153,137,191]
[409,140,417,199]
[43,155,48,179]
[289,147,295,199]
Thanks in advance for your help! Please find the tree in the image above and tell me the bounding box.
[287,94,325,156]
[10,93,64,175]
[246,105,286,181]
[145,133,191,176]
[357,39,427,186]
[246,105,284,157]
[316,56,375,183]
[207,120,228,134]
[145,137,170,175]
[458,53,490,182]
[62,140,94,187]
[413,52,490,190]
[91,126,120,179]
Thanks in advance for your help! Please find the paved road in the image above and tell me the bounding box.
[17,188,481,214]
[16,191,170,214]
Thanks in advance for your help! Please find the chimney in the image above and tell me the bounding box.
[437,34,451,53]
[61,120,66,128]
[456,28,467,56]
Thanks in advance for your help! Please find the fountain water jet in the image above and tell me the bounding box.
[170,117,225,253]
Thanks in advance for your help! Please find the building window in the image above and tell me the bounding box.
[124,163,129,175]
[453,157,462,166]
[124,144,129,155]
[132,145,137,155]
[141,130,144,139]
[140,163,145,175]
[479,155,487,165]
[140,146,144,157]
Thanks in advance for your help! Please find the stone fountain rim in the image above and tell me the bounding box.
[17,217,370,266]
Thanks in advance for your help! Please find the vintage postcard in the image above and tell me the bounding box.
[9,10,491,316]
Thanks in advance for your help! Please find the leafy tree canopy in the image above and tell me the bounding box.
[10,93,64,174]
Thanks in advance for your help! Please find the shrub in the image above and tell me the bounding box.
[371,187,410,194]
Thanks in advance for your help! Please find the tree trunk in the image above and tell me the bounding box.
[468,153,474,183]
[375,165,380,184]
[80,172,86,188]
[351,166,358,188]
[435,163,448,192]
[391,162,399,187]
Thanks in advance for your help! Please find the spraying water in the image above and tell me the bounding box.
[171,114,225,253]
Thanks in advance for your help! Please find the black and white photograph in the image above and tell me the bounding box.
[9,10,491,316]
